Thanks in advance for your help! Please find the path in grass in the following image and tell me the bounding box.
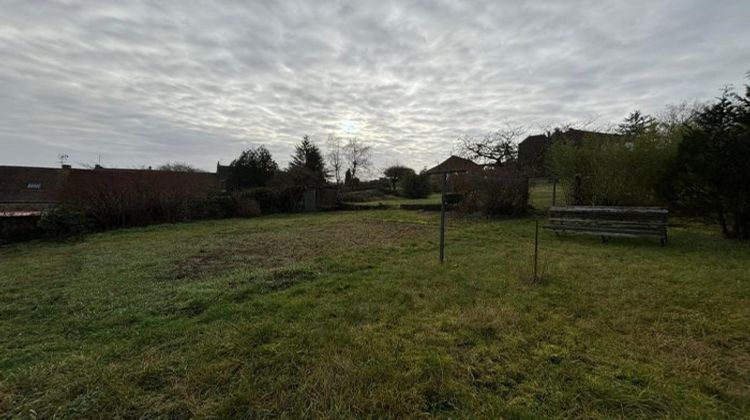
[1,211,748,417]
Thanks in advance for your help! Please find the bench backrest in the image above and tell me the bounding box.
[549,206,668,225]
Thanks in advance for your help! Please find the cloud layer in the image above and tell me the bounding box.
[1,0,749,172]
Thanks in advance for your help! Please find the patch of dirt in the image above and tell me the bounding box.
[167,220,430,281]
[259,267,317,292]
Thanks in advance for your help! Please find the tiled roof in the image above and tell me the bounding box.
[425,156,481,175]
[0,166,70,206]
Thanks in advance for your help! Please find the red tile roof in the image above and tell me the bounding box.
[425,156,481,175]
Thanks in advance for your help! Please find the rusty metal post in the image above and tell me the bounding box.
[439,173,447,263]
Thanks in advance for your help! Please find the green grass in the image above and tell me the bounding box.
[348,193,442,207]
[1,211,749,418]
[529,178,571,211]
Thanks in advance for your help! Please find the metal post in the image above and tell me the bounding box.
[439,173,447,263]
[534,219,539,281]
[551,177,557,207]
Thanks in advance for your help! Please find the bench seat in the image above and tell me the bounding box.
[544,206,669,245]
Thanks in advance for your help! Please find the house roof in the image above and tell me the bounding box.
[519,134,548,147]
[425,156,481,175]
[0,166,70,206]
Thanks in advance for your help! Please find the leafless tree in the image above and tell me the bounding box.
[326,134,344,184]
[344,137,372,180]
[456,123,525,165]
[158,162,203,172]
[536,114,606,136]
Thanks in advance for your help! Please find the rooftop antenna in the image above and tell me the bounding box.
[58,153,69,166]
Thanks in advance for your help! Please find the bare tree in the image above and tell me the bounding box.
[456,123,525,165]
[536,114,605,136]
[326,134,344,184]
[343,137,372,180]
[158,162,204,172]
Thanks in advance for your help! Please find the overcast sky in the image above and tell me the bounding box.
[1,1,749,173]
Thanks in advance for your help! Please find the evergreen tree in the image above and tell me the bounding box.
[289,135,328,186]
[669,86,750,239]
[227,145,278,190]
[618,110,657,138]
[344,168,352,185]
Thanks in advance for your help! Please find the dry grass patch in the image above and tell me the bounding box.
[168,219,430,281]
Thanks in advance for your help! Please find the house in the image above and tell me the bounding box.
[0,165,72,213]
[0,164,222,214]
[518,129,622,176]
[216,162,231,187]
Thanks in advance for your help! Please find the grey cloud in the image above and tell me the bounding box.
[1,0,749,172]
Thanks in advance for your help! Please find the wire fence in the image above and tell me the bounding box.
[528,177,570,211]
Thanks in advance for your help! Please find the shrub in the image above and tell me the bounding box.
[246,187,279,214]
[546,130,679,206]
[402,173,432,199]
[456,167,529,216]
[0,216,42,243]
[274,186,305,213]
[243,186,304,214]
[231,192,262,218]
[444,192,463,205]
[665,88,750,239]
[62,170,218,229]
[37,206,90,238]
[191,193,238,219]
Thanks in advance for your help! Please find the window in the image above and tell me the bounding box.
[26,182,42,189]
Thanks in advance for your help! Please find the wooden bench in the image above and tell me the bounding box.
[544,206,669,245]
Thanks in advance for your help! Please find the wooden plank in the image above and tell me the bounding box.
[543,224,665,236]
[548,217,666,226]
[550,206,668,214]
[545,206,669,244]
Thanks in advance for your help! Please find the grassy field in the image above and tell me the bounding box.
[344,193,442,207]
[1,210,749,418]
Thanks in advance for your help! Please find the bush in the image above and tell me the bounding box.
[272,186,305,213]
[0,216,42,243]
[665,88,750,239]
[231,192,262,218]
[37,206,90,238]
[244,186,304,214]
[402,173,432,198]
[246,187,279,214]
[62,170,218,229]
[191,193,238,219]
[547,131,679,206]
[444,192,463,205]
[456,167,529,216]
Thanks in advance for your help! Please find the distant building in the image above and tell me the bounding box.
[216,162,231,187]
[0,164,222,214]
[518,129,622,176]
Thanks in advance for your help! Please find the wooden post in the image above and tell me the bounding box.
[439,173,447,263]
[551,177,557,207]
[533,219,539,281]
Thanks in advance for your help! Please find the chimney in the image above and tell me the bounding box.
[61,164,71,169]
